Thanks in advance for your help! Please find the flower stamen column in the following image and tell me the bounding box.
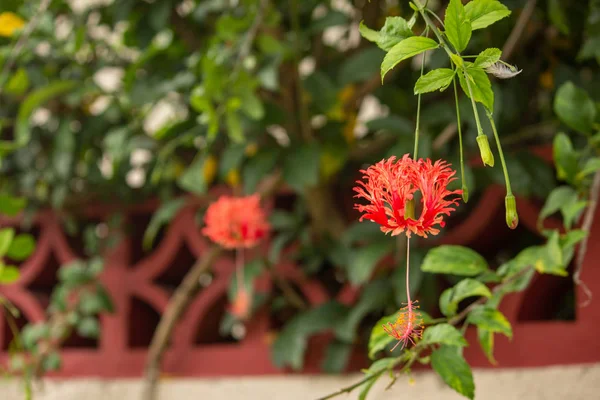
[354,155,462,350]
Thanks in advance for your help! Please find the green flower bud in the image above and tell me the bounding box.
[476,135,495,167]
[505,194,519,229]
[462,184,469,203]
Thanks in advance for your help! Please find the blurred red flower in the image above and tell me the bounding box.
[202,194,270,248]
[354,155,462,238]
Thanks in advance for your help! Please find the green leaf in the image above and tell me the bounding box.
[282,143,321,192]
[440,279,492,316]
[477,328,496,365]
[243,148,280,194]
[339,47,384,85]
[422,324,468,347]
[347,241,393,285]
[359,17,414,51]
[269,210,298,231]
[465,0,511,30]
[177,155,210,195]
[0,195,26,216]
[218,144,246,178]
[10,81,77,150]
[321,340,352,373]
[358,21,380,43]
[467,307,512,339]
[459,67,494,111]
[272,302,348,370]
[535,231,568,276]
[6,234,35,261]
[381,37,439,81]
[378,17,414,51]
[0,266,20,284]
[539,186,578,224]
[5,68,29,96]
[554,82,596,134]
[368,312,397,359]
[94,285,115,313]
[414,68,455,94]
[548,0,570,35]
[431,345,475,399]
[77,317,100,338]
[0,228,15,257]
[553,133,579,184]
[473,48,502,68]
[143,198,186,250]
[562,229,587,252]
[335,280,393,342]
[578,158,600,179]
[445,0,472,53]
[42,351,62,372]
[422,245,488,276]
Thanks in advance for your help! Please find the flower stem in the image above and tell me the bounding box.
[236,247,245,293]
[486,111,512,196]
[413,29,428,159]
[462,73,485,137]
[452,68,468,202]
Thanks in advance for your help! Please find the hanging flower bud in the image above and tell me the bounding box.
[476,135,495,167]
[505,194,519,229]
[462,184,469,203]
[229,287,251,320]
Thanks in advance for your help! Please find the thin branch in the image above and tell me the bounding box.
[432,122,457,151]
[573,171,600,307]
[142,246,222,400]
[316,372,384,400]
[316,266,534,400]
[290,0,312,141]
[266,261,308,310]
[502,0,538,62]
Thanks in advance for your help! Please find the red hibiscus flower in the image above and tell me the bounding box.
[353,155,462,238]
[202,194,270,249]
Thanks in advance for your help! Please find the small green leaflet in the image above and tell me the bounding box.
[467,307,512,339]
[381,37,438,81]
[474,48,502,68]
[445,0,472,53]
[414,68,455,94]
[421,245,489,276]
[359,17,414,51]
[465,0,512,31]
